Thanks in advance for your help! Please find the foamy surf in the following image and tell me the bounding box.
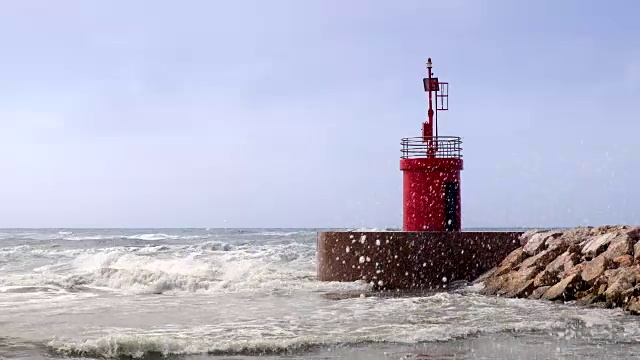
[0,229,312,243]
[1,242,328,294]
[3,228,640,360]
[0,231,366,297]
[42,292,633,359]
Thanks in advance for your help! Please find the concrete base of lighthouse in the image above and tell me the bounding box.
[317,231,522,290]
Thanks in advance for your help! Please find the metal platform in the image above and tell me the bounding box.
[401,136,462,159]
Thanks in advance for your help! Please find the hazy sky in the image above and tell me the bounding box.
[0,0,638,228]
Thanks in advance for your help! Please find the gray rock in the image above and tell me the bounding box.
[496,266,541,296]
[519,245,567,271]
[542,273,584,301]
[597,283,608,296]
[576,293,598,306]
[582,232,617,258]
[480,274,510,296]
[480,226,640,316]
[625,296,640,314]
[602,234,634,259]
[494,248,527,277]
[560,226,595,245]
[523,230,562,256]
[534,268,559,288]
[625,227,640,241]
[565,262,586,277]
[522,232,548,256]
[546,236,569,250]
[519,229,547,247]
[603,267,625,282]
[582,255,614,285]
[620,285,640,303]
[545,250,581,277]
[505,279,535,298]
[529,285,551,300]
[634,242,640,262]
[592,225,631,236]
[605,267,640,306]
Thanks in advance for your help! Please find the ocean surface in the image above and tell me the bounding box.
[2,228,640,359]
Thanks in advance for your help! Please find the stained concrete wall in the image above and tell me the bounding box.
[317,231,522,290]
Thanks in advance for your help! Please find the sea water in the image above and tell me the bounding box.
[1,228,640,359]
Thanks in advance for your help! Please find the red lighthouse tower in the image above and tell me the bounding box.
[400,58,463,231]
[317,57,522,289]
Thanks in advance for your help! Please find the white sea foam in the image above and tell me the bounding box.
[260,231,301,236]
[0,231,219,242]
[64,233,200,241]
[0,239,360,295]
[43,293,622,359]
[4,229,639,360]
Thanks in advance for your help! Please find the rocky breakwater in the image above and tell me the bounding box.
[479,226,640,314]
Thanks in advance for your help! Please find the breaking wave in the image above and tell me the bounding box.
[0,240,365,295]
[43,291,625,359]
[8,228,636,360]
[64,233,185,241]
[46,337,420,358]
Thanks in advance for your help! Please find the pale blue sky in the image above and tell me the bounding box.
[0,0,638,228]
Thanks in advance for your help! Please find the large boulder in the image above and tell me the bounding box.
[494,248,528,277]
[601,233,634,259]
[582,232,618,258]
[518,244,568,270]
[604,266,640,306]
[534,268,559,288]
[529,285,551,300]
[545,248,581,277]
[480,273,510,296]
[519,229,547,247]
[565,262,586,276]
[626,227,640,240]
[634,243,640,263]
[575,288,601,306]
[559,226,595,244]
[592,225,633,236]
[542,273,585,301]
[522,230,563,256]
[625,297,640,315]
[620,285,640,303]
[626,227,640,261]
[505,279,535,298]
[496,265,542,297]
[582,254,614,285]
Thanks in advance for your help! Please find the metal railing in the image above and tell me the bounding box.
[400,136,463,159]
